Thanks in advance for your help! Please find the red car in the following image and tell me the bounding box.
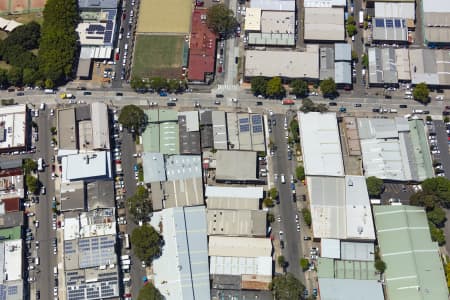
[115,53,120,61]
[122,13,126,20]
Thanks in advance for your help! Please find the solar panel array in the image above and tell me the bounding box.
[240,124,250,132]
[106,20,113,31]
[64,241,76,254]
[253,125,263,133]
[79,236,116,269]
[7,286,17,296]
[385,19,393,28]
[375,19,384,28]
[375,18,405,29]
[251,115,262,125]
[0,285,5,300]
[104,31,112,43]
[67,271,118,300]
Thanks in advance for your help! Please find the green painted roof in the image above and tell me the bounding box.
[160,122,179,154]
[159,109,178,122]
[409,120,434,180]
[0,226,21,240]
[373,205,448,300]
[142,123,160,153]
[317,257,378,280]
[145,110,159,123]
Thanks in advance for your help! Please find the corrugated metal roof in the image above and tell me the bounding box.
[91,102,110,150]
[375,2,415,19]
[318,278,384,300]
[340,241,375,261]
[334,61,351,84]
[374,206,448,300]
[142,152,166,183]
[334,43,351,61]
[250,0,295,11]
[210,256,272,276]
[208,236,272,257]
[321,238,341,258]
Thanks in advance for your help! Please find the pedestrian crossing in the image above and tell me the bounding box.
[217,84,240,91]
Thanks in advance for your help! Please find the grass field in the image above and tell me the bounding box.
[137,0,192,34]
[132,35,185,79]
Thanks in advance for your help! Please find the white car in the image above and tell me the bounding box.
[53,287,58,296]
[35,220,39,228]
[436,95,444,101]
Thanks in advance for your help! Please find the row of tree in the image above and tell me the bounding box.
[130,76,187,93]
[126,185,153,223]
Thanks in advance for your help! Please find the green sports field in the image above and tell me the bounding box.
[132,35,185,79]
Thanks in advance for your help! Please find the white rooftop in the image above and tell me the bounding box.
[318,278,384,300]
[304,0,346,7]
[205,186,263,199]
[250,0,295,11]
[422,0,450,12]
[304,7,345,41]
[0,104,26,151]
[244,8,261,31]
[208,236,272,257]
[62,151,112,182]
[209,256,272,276]
[64,217,81,240]
[4,240,22,281]
[307,175,375,240]
[298,112,344,177]
[321,238,341,259]
[375,2,415,19]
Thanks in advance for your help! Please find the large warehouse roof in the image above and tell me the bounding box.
[209,236,272,257]
[210,256,272,276]
[91,102,110,150]
[374,2,415,19]
[0,105,26,151]
[150,206,210,300]
[368,47,398,85]
[205,186,263,210]
[307,175,375,240]
[207,209,267,237]
[250,0,295,11]
[304,8,345,41]
[409,49,450,86]
[318,278,384,300]
[373,206,448,300]
[372,18,408,42]
[215,151,257,181]
[298,112,344,177]
[245,46,319,79]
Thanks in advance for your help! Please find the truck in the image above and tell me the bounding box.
[282,99,295,105]
[44,89,55,94]
[37,158,44,172]
[359,10,364,27]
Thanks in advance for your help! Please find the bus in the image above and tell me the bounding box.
[37,158,44,172]
[124,233,130,249]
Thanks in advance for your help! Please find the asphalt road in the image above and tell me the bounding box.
[271,113,303,279]
[118,129,146,297]
[34,107,57,300]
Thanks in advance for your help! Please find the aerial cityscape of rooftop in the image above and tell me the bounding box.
[0,0,449,299]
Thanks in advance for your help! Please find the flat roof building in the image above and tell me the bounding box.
[150,206,210,300]
[60,180,85,211]
[395,48,411,81]
[304,8,345,41]
[245,45,320,80]
[247,11,296,46]
[178,111,201,154]
[65,267,119,300]
[205,186,263,210]
[374,205,448,300]
[409,49,450,86]
[226,113,265,152]
[90,102,110,150]
[212,111,228,150]
[0,105,26,152]
[318,278,384,300]
[0,238,23,300]
[163,177,204,208]
[61,151,112,182]
[250,0,295,11]
[372,18,408,43]
[358,118,434,181]
[209,236,272,258]
[58,108,77,150]
[317,257,379,280]
[244,8,261,31]
[87,180,115,209]
[142,153,166,183]
[207,209,267,237]
[188,9,217,83]
[375,2,415,19]
[307,175,375,240]
[422,0,450,47]
[215,151,258,182]
[368,47,398,86]
[298,112,344,177]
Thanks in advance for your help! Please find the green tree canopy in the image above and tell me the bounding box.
[270,273,305,300]
[366,176,384,197]
[413,82,430,104]
[137,283,163,300]
[277,255,286,268]
[362,54,369,68]
[320,78,337,98]
[374,259,387,273]
[3,21,41,50]
[206,4,238,37]
[421,177,450,208]
[346,24,357,36]
[427,206,446,227]
[250,76,268,97]
[118,105,147,133]
[347,15,356,25]
[296,166,305,181]
[302,208,312,227]
[351,50,358,61]
[429,222,445,246]
[269,187,278,199]
[266,77,285,99]
[300,258,309,271]
[130,76,147,90]
[127,186,153,223]
[300,98,329,113]
[290,119,299,142]
[263,197,274,208]
[167,79,182,93]
[26,175,39,194]
[289,79,308,98]
[410,192,437,210]
[131,224,163,265]
[23,158,37,174]
[150,77,168,91]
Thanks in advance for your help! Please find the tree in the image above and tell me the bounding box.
[270,273,305,300]
[26,175,39,194]
[167,79,182,93]
[362,54,369,68]
[127,186,152,223]
[346,24,357,37]
[427,206,446,227]
[351,50,358,61]
[23,159,37,174]
[266,77,285,99]
[301,208,312,227]
[374,259,387,273]
[130,224,163,265]
[296,166,305,181]
[206,4,238,37]
[290,119,299,142]
[8,67,22,86]
[320,78,337,98]
[277,255,286,268]
[421,177,450,208]
[366,176,383,197]
[429,222,446,246]
[150,77,168,92]
[39,0,78,84]
[50,126,57,135]
[137,283,163,300]
[269,187,278,199]
[250,76,267,97]
[263,197,274,208]
[4,21,41,50]
[44,78,54,89]
[413,82,430,104]
[267,212,275,223]
[118,105,147,132]
[289,79,308,98]
[410,192,437,210]
[300,258,309,271]
[130,76,147,90]
[347,15,356,25]
[300,98,328,113]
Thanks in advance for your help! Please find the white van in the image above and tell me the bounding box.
[280,174,286,184]
[413,109,423,114]
[54,266,58,276]
[35,257,40,265]
[120,255,130,261]
[40,103,45,110]
[124,43,128,51]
